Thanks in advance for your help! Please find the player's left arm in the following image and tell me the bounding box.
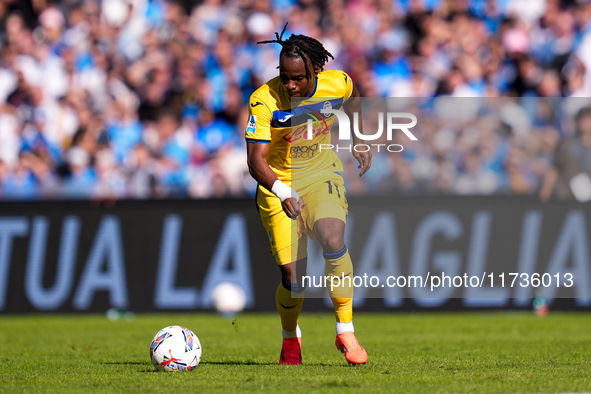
[343,82,372,177]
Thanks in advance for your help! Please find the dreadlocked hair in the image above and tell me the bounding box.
[257,22,334,80]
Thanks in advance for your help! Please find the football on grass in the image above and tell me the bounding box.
[150,326,202,372]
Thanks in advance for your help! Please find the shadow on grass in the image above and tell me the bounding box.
[136,362,357,372]
[203,360,278,366]
[106,360,359,371]
[203,360,357,367]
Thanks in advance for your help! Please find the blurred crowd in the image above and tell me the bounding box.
[0,0,591,200]
[336,97,591,201]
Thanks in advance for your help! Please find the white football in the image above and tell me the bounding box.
[212,282,246,314]
[150,326,201,372]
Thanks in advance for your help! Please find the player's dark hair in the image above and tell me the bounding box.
[257,22,334,80]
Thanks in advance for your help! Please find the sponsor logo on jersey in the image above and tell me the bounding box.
[321,101,333,117]
[290,143,319,159]
[283,123,330,143]
[278,113,294,123]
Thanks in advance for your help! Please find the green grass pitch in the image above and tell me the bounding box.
[1,312,590,393]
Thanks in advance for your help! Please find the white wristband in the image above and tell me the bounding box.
[271,180,300,202]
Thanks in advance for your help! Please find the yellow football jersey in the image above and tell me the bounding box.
[245,69,354,184]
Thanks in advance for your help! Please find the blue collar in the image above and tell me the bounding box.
[306,77,318,98]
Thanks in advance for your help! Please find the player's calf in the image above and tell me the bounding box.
[276,278,305,365]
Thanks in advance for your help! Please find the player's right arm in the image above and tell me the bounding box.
[245,92,303,219]
[247,142,303,219]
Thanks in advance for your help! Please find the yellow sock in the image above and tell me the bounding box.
[331,297,353,323]
[324,247,353,323]
[276,283,304,332]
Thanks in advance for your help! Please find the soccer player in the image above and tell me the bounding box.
[245,24,371,365]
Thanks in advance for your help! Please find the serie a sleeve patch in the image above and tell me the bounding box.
[247,114,257,134]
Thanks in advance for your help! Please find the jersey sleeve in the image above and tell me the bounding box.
[342,71,354,99]
[245,93,272,144]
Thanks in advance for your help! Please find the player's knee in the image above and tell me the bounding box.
[280,263,305,293]
[279,262,294,281]
[319,233,345,254]
[314,218,345,253]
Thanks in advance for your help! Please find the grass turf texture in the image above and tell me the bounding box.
[0,312,590,393]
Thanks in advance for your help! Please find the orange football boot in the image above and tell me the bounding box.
[279,337,302,365]
[335,332,368,365]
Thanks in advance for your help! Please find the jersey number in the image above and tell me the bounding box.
[325,181,341,198]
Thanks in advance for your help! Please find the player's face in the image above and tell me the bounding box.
[279,55,318,98]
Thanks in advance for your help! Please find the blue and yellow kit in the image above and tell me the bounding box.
[246,70,354,265]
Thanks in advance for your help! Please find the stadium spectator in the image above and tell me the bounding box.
[540,106,591,201]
